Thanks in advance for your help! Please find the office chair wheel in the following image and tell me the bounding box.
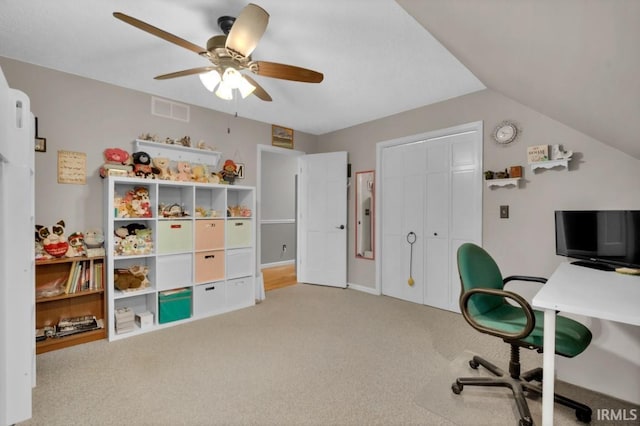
[519,417,533,426]
[576,408,592,423]
[451,382,463,394]
[469,359,479,369]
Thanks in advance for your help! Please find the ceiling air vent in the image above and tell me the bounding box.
[151,96,190,122]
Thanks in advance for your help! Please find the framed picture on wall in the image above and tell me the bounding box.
[236,163,245,179]
[272,124,294,149]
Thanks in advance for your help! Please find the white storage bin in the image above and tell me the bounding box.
[226,248,253,279]
[156,253,192,291]
[193,283,226,317]
[226,277,254,309]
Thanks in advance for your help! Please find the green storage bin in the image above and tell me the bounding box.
[158,287,192,324]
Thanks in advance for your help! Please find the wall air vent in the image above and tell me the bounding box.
[151,96,190,122]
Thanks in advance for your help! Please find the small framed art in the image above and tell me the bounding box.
[272,124,294,149]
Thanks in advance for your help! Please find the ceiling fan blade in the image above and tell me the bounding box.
[242,75,272,102]
[113,12,207,55]
[154,67,217,80]
[253,61,324,83]
[225,3,269,58]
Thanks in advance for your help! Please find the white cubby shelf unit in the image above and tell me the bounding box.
[104,176,256,341]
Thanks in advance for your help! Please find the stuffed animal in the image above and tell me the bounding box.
[84,228,105,248]
[191,164,208,183]
[35,220,73,257]
[131,151,159,178]
[175,161,192,181]
[152,157,171,180]
[99,148,132,178]
[130,186,152,218]
[67,232,86,257]
[114,269,144,291]
[220,159,238,184]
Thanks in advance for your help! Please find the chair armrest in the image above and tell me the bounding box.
[460,288,536,340]
[503,275,547,285]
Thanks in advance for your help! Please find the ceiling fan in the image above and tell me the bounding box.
[113,3,324,102]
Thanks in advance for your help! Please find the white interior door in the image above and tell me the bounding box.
[297,152,347,287]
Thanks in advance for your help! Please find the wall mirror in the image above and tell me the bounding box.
[355,170,375,259]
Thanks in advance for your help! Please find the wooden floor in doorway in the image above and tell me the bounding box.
[262,264,297,291]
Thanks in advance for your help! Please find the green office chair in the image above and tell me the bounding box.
[452,243,592,426]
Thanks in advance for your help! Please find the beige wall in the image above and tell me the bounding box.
[319,89,640,289]
[318,88,640,403]
[0,57,318,234]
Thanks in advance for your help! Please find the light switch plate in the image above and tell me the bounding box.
[500,205,509,219]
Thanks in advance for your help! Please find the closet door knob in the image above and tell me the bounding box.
[336,225,345,230]
[434,232,438,236]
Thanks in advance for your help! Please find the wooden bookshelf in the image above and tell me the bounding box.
[35,256,106,354]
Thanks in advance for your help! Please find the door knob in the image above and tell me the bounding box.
[337,225,345,229]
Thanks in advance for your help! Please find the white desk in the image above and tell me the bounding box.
[532,262,640,425]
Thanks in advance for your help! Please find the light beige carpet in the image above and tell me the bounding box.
[414,350,637,426]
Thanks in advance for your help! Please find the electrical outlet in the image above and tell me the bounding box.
[500,205,509,219]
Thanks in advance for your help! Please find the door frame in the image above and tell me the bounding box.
[375,121,484,296]
[256,144,305,295]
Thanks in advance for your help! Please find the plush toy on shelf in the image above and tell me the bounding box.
[174,161,192,181]
[191,164,208,183]
[35,220,73,258]
[152,157,171,180]
[67,232,86,257]
[131,151,160,179]
[219,159,238,184]
[99,148,132,178]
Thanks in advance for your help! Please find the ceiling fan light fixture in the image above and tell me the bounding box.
[199,70,221,92]
[225,4,269,58]
[237,77,256,98]
[222,67,243,88]
[215,80,234,100]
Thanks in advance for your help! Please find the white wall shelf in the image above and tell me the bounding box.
[486,178,520,188]
[529,158,570,172]
[133,139,222,170]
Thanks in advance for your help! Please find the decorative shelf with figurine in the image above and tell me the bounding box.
[486,178,521,188]
[484,166,523,189]
[529,158,571,172]
[527,144,573,172]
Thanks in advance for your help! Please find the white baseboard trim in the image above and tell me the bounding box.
[261,260,295,269]
[346,282,380,295]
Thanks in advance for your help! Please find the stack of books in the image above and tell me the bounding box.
[115,307,135,334]
[56,315,101,338]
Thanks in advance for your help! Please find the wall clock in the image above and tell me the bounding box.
[492,121,519,145]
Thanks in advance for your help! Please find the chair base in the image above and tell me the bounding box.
[451,355,592,426]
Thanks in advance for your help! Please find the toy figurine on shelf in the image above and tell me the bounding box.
[219,159,238,184]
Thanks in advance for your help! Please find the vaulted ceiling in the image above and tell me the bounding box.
[397,0,640,160]
[0,1,637,159]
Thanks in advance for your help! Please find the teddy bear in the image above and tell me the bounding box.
[152,157,171,180]
[191,164,208,183]
[174,161,192,181]
[114,264,150,291]
[99,148,132,178]
[131,151,159,179]
[130,186,152,218]
[114,268,143,291]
